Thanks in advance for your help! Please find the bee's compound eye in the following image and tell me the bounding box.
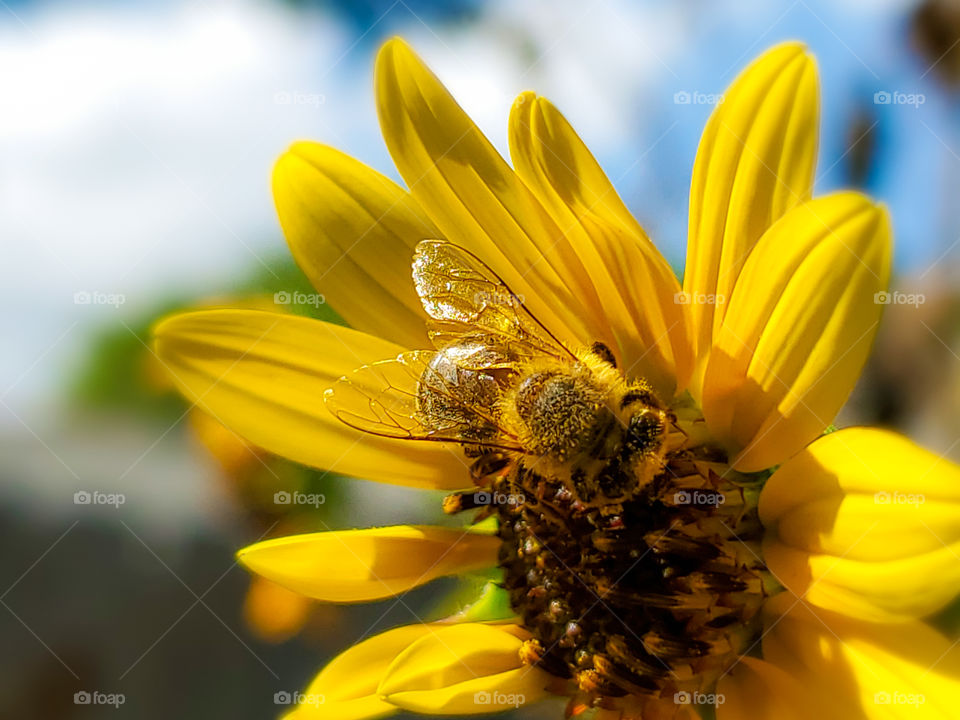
[625,411,664,454]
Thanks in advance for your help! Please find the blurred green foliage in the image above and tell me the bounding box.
[68,252,343,424]
[65,251,350,529]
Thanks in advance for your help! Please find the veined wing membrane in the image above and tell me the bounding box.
[324,350,524,451]
[413,240,575,360]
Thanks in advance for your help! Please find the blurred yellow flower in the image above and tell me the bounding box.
[244,575,313,643]
[153,38,960,720]
[149,294,338,642]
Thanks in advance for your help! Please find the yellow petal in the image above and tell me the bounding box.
[509,92,694,397]
[763,596,960,720]
[684,42,819,372]
[375,37,606,353]
[152,309,470,489]
[285,623,442,720]
[273,143,433,349]
[378,623,552,714]
[758,428,960,622]
[509,93,649,238]
[717,656,844,720]
[237,526,500,603]
[701,193,892,471]
[186,406,266,479]
[760,428,960,557]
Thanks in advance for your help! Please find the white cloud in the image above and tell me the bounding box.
[0,0,364,412]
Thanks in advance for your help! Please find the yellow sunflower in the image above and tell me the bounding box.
[153,38,960,720]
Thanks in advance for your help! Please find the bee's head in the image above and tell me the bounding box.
[624,410,667,456]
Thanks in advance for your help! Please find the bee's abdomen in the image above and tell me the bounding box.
[417,342,512,442]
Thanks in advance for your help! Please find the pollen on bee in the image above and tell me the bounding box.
[519,638,544,665]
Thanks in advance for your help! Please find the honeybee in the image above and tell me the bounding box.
[325,240,674,510]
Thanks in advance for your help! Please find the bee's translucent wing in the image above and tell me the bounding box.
[413,240,575,359]
[324,350,524,451]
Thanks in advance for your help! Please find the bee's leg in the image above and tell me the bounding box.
[442,491,508,526]
[442,452,512,516]
[469,451,511,484]
[442,490,489,515]
[511,467,572,528]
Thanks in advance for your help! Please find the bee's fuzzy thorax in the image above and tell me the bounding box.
[491,347,669,499]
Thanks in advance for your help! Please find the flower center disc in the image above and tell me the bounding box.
[493,434,767,704]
